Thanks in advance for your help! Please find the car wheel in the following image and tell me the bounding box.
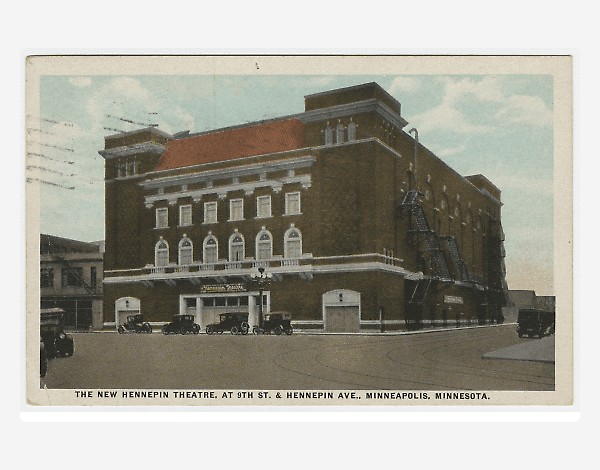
[231,326,239,335]
[144,323,152,334]
[252,326,259,335]
[241,322,249,335]
[117,326,124,334]
[274,326,283,336]
[180,326,187,335]
[162,326,169,335]
[206,325,213,335]
[285,328,293,335]
[192,324,200,335]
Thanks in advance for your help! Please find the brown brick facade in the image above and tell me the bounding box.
[102,83,507,332]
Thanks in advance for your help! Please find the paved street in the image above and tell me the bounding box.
[42,324,554,391]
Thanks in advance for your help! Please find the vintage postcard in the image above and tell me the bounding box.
[25,55,573,408]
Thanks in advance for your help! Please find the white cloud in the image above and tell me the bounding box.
[411,100,492,134]
[436,143,467,157]
[83,77,197,137]
[496,95,553,127]
[68,77,92,87]
[389,76,421,94]
[410,76,552,134]
[442,76,504,104]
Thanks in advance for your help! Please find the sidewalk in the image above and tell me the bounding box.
[483,335,555,363]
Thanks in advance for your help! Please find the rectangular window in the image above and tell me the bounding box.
[204,201,218,224]
[285,192,301,215]
[229,199,244,221]
[62,267,84,287]
[40,268,53,288]
[256,195,272,218]
[90,266,97,288]
[179,204,192,226]
[155,208,168,228]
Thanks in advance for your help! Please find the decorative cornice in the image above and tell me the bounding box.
[99,142,166,160]
[298,98,409,130]
[143,174,312,207]
[141,155,316,190]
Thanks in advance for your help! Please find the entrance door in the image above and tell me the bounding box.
[325,306,360,333]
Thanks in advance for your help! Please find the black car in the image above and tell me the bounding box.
[118,314,152,334]
[40,319,74,358]
[517,308,556,338]
[206,312,249,335]
[253,312,293,335]
[162,314,200,335]
[40,341,47,378]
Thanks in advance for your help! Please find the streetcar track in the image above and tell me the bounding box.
[269,327,554,390]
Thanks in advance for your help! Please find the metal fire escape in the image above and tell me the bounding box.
[441,236,470,282]
[486,218,509,321]
[399,190,452,308]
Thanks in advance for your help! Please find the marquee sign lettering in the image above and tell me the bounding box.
[444,295,464,304]
[199,284,246,293]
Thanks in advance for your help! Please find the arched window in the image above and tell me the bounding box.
[155,238,169,267]
[256,227,273,260]
[284,225,302,259]
[203,233,218,264]
[178,235,193,265]
[229,230,245,262]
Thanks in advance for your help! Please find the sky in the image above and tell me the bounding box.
[31,73,554,295]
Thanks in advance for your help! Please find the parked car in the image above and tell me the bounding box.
[205,312,249,335]
[517,308,556,338]
[162,314,200,335]
[40,318,74,358]
[40,341,47,378]
[253,312,293,335]
[118,314,152,334]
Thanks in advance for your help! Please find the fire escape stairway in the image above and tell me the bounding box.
[443,236,470,282]
[400,190,452,281]
[409,278,431,305]
[55,255,96,295]
[487,219,509,306]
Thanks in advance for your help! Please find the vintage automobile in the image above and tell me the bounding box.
[117,314,152,334]
[205,312,249,335]
[40,340,47,378]
[252,312,293,335]
[162,314,200,335]
[40,309,74,358]
[517,308,556,338]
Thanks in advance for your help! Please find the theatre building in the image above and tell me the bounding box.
[101,82,508,332]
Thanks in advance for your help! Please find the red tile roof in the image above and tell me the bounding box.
[155,119,306,171]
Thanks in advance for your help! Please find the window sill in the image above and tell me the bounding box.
[228,218,246,222]
[255,215,273,220]
[154,226,169,230]
[282,212,302,217]
[201,221,218,225]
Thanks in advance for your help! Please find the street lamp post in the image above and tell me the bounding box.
[251,267,272,329]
